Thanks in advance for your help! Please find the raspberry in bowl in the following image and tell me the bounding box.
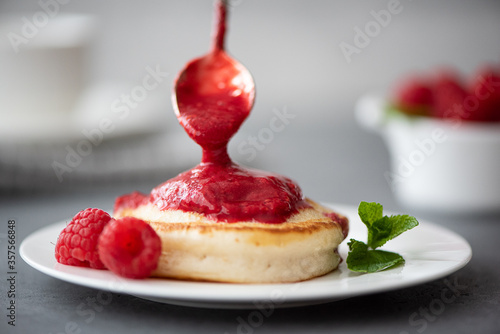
[355,65,500,213]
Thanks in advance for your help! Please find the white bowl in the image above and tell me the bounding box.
[355,94,500,213]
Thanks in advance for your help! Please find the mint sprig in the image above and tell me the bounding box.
[346,201,419,273]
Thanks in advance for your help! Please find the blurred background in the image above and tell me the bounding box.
[1,0,499,205]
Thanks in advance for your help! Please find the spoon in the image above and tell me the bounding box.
[172,0,255,158]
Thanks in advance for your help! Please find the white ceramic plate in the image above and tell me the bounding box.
[20,204,472,309]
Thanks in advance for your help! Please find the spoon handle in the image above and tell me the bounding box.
[212,0,228,51]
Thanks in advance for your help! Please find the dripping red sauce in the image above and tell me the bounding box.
[116,1,322,224]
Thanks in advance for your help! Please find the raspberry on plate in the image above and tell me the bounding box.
[98,217,161,279]
[55,208,112,269]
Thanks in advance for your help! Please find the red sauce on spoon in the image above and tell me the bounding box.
[117,1,312,223]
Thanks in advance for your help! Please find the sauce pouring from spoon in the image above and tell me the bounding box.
[173,0,255,165]
[153,0,309,223]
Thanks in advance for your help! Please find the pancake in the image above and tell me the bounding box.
[114,198,348,283]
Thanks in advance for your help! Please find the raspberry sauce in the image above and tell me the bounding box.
[150,163,310,223]
[117,1,312,223]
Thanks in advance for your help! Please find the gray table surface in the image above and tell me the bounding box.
[1,118,499,334]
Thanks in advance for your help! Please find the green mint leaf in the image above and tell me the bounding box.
[358,201,383,228]
[367,216,391,249]
[347,239,405,273]
[347,239,368,255]
[346,201,419,273]
[368,214,419,249]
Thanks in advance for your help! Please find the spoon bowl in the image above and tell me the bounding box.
[172,1,255,150]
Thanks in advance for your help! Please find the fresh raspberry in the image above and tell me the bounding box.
[393,75,433,116]
[432,72,468,120]
[469,67,500,122]
[114,191,149,214]
[55,208,112,269]
[98,217,161,279]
